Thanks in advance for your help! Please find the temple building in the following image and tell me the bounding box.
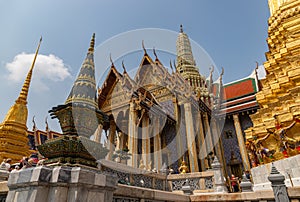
[27,118,62,151]
[0,26,262,176]
[219,70,261,178]
[1,0,300,181]
[97,25,226,173]
[245,0,300,166]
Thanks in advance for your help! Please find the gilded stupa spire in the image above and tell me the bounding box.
[16,37,42,105]
[65,33,98,108]
[0,37,42,162]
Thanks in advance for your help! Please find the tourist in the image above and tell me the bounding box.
[5,158,12,171]
[245,170,251,181]
[20,157,29,169]
[230,174,239,192]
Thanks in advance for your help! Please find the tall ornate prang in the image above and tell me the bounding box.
[176,25,206,90]
[0,37,42,162]
[38,34,109,168]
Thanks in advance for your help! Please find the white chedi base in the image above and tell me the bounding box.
[251,154,300,191]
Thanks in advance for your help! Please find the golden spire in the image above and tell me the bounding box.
[16,36,42,104]
[0,37,42,162]
[88,33,95,52]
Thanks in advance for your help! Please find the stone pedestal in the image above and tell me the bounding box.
[268,163,290,202]
[6,166,117,202]
[240,174,253,192]
[211,157,227,193]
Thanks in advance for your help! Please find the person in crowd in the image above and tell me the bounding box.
[230,174,239,192]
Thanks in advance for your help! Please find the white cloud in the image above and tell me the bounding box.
[5,53,71,91]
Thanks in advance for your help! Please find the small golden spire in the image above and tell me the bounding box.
[16,36,42,104]
[88,33,95,52]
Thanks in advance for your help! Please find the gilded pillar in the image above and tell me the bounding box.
[154,117,162,171]
[173,97,183,162]
[233,114,251,171]
[203,112,214,155]
[127,101,138,168]
[142,115,150,166]
[184,102,199,172]
[116,131,124,151]
[197,112,208,171]
[211,117,227,177]
[93,124,103,143]
[211,118,222,163]
[106,119,116,160]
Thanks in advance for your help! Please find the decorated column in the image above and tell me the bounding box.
[197,112,208,171]
[106,119,116,160]
[233,114,251,171]
[203,112,214,156]
[173,97,183,161]
[141,114,150,167]
[127,100,138,168]
[184,102,199,172]
[154,117,162,171]
[93,124,103,143]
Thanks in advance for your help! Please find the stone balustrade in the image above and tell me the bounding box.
[100,159,215,192]
[100,160,166,190]
[167,171,215,193]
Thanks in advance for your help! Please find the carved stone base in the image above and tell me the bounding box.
[252,154,300,191]
[6,166,117,202]
[38,135,108,168]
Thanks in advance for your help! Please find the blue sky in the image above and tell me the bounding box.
[0,1,270,132]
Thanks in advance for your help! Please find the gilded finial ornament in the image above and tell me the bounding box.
[32,115,36,130]
[169,60,174,72]
[255,61,259,69]
[109,53,114,66]
[180,24,183,33]
[122,60,127,74]
[210,65,214,74]
[88,33,95,52]
[45,116,49,131]
[142,40,147,54]
[153,47,158,59]
[173,60,177,71]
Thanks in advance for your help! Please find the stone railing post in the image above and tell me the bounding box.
[268,163,290,202]
[240,173,253,192]
[211,157,227,193]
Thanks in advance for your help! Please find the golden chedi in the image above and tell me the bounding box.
[0,38,42,163]
[245,0,300,166]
